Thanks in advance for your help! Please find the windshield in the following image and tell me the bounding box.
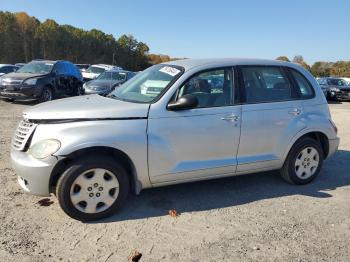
[17,62,53,74]
[86,66,106,74]
[327,79,347,86]
[108,64,182,103]
[97,71,126,81]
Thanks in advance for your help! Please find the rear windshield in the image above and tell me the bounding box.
[86,66,106,74]
[98,71,126,81]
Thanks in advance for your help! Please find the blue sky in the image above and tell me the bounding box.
[1,0,349,64]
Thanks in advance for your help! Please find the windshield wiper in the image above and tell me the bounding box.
[106,93,120,100]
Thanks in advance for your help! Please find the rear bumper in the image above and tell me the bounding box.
[11,149,62,196]
[328,137,340,158]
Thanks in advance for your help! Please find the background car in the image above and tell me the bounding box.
[317,77,349,100]
[83,69,136,95]
[15,63,26,68]
[339,77,350,85]
[0,59,83,102]
[75,64,90,72]
[82,64,122,82]
[0,64,18,76]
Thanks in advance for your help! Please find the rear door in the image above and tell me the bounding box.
[236,66,306,172]
[148,67,242,184]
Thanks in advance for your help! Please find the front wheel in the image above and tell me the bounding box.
[39,87,54,103]
[56,156,130,221]
[280,137,323,185]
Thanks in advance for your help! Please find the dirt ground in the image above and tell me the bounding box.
[0,99,349,262]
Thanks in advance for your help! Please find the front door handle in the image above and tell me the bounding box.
[288,108,302,116]
[221,114,240,122]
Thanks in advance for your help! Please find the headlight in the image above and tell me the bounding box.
[329,87,340,92]
[23,78,37,85]
[83,83,86,88]
[29,139,61,159]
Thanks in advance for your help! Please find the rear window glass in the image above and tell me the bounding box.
[290,69,314,99]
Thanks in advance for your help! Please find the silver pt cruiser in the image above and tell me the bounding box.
[11,58,340,221]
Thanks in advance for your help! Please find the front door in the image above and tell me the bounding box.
[148,67,242,184]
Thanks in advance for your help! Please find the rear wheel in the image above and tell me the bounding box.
[56,156,130,221]
[280,137,323,185]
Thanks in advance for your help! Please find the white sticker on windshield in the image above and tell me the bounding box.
[159,66,180,77]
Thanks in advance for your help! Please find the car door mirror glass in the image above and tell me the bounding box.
[167,94,198,111]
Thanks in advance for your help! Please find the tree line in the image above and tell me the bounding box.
[0,11,175,71]
[276,55,350,77]
[1,11,349,75]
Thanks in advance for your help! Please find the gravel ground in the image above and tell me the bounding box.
[0,100,349,262]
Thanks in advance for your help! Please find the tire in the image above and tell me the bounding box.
[56,156,130,221]
[280,137,323,185]
[39,86,54,103]
[2,98,14,102]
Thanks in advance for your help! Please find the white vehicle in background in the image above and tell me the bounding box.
[340,77,350,85]
[82,64,122,81]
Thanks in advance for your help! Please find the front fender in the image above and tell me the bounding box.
[31,119,151,190]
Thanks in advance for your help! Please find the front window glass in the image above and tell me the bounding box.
[98,71,127,81]
[108,64,182,103]
[17,62,54,74]
[86,66,106,74]
[241,67,292,103]
[176,68,233,108]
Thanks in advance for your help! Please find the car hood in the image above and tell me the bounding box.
[85,79,121,89]
[1,72,46,81]
[23,94,150,121]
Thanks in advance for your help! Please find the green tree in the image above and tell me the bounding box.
[276,56,290,62]
[0,11,173,71]
[292,55,311,71]
[311,61,333,77]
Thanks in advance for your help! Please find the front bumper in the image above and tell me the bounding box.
[336,90,350,101]
[11,149,61,196]
[328,137,340,158]
[0,86,42,100]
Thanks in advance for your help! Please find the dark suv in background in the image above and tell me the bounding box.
[0,60,83,102]
[0,64,18,76]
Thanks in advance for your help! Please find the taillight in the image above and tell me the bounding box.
[329,119,338,134]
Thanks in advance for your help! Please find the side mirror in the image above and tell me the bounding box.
[167,94,198,111]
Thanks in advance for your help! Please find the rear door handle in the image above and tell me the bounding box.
[221,114,240,122]
[288,108,302,116]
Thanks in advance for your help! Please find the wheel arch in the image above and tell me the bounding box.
[50,146,142,195]
[283,130,329,163]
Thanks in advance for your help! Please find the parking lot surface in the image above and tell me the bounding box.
[0,100,349,261]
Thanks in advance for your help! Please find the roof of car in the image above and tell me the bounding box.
[163,58,293,71]
[105,69,132,73]
[92,64,118,69]
[31,59,58,64]
[0,64,14,67]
